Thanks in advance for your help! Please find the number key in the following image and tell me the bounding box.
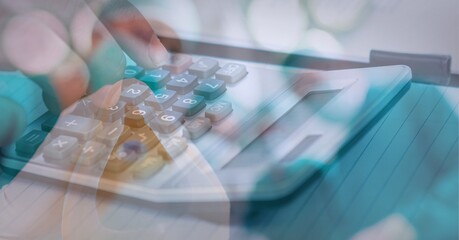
[140,69,170,90]
[125,105,155,128]
[166,73,198,94]
[124,65,145,79]
[145,89,177,110]
[94,101,126,122]
[149,110,184,134]
[172,93,206,116]
[120,84,150,105]
[193,78,226,100]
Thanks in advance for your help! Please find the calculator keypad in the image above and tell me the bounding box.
[30,54,247,180]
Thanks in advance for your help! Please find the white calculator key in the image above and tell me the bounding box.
[205,101,233,122]
[53,115,102,141]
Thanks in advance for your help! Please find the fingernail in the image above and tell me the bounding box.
[148,37,169,67]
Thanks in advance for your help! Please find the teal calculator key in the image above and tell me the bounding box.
[41,115,58,132]
[193,78,226,100]
[140,69,170,90]
[15,130,48,157]
[172,93,206,116]
[124,65,145,79]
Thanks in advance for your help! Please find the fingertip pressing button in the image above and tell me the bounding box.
[163,54,192,74]
[140,69,170,90]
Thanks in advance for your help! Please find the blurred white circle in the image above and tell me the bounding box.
[247,0,308,52]
[301,28,344,54]
[307,0,369,32]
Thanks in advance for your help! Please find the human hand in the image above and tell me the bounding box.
[0,0,169,146]
[0,78,230,239]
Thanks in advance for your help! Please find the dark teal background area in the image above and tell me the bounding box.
[241,82,458,239]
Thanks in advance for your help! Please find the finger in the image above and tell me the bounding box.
[70,4,127,94]
[89,0,169,68]
[0,97,27,146]
[2,10,90,114]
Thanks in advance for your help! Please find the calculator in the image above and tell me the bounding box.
[0,52,411,202]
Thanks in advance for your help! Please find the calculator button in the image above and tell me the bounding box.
[163,54,193,74]
[128,126,161,149]
[43,135,79,162]
[145,89,177,110]
[172,94,206,117]
[41,115,58,132]
[193,78,226,100]
[104,141,144,172]
[73,141,107,166]
[158,136,188,158]
[120,84,150,105]
[71,99,95,117]
[216,63,247,83]
[184,117,212,139]
[188,58,219,78]
[125,105,155,128]
[95,101,126,122]
[96,122,131,146]
[132,154,165,179]
[53,115,102,141]
[205,101,233,122]
[149,110,184,134]
[124,65,145,79]
[166,73,198,94]
[15,130,48,157]
[140,69,170,90]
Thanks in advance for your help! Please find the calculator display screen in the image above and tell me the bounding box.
[225,90,340,168]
